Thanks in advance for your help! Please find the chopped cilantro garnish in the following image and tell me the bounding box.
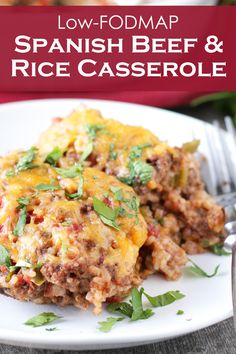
[176,310,184,315]
[126,196,140,211]
[98,317,124,333]
[24,312,61,327]
[131,160,154,185]
[107,302,133,318]
[79,143,93,163]
[55,163,82,178]
[7,147,38,176]
[85,124,104,141]
[125,196,140,224]
[35,183,60,191]
[45,147,62,166]
[109,187,140,223]
[109,143,118,160]
[143,289,185,307]
[17,196,30,207]
[211,243,231,256]
[110,186,120,193]
[0,245,12,268]
[99,215,120,230]
[119,142,154,186]
[66,175,84,200]
[115,207,127,217]
[131,288,154,321]
[188,258,220,278]
[13,208,27,236]
[129,144,152,160]
[6,169,16,177]
[107,288,154,322]
[16,147,38,172]
[93,197,119,230]
[13,196,30,236]
[110,186,124,201]
[120,160,154,186]
[105,287,186,332]
[45,327,58,331]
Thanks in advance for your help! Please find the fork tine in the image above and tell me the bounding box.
[212,120,232,194]
[199,124,218,196]
[224,116,236,188]
[225,116,236,140]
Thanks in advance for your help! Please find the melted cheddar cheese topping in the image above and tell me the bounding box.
[37,108,174,184]
[0,151,147,282]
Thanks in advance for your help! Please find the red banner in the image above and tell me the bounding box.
[0,6,235,92]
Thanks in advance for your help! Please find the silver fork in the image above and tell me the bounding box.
[200,116,236,328]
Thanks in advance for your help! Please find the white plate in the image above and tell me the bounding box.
[0,99,232,350]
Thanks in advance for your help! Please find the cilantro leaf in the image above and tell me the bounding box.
[143,289,185,307]
[45,147,62,166]
[55,163,82,178]
[129,144,152,160]
[131,288,154,321]
[0,245,12,268]
[125,196,140,224]
[45,327,58,331]
[120,160,154,186]
[98,317,124,333]
[211,243,231,256]
[106,289,154,328]
[131,160,154,185]
[176,310,184,315]
[93,197,116,219]
[66,175,84,200]
[85,124,104,141]
[13,197,30,237]
[17,196,30,207]
[93,197,120,230]
[13,209,27,236]
[7,147,38,176]
[110,186,125,202]
[99,215,120,230]
[24,312,61,327]
[107,302,133,318]
[79,143,93,163]
[6,169,16,177]
[115,207,131,218]
[109,143,118,161]
[106,287,185,331]
[188,258,220,278]
[16,147,38,173]
[35,183,60,191]
[110,188,140,224]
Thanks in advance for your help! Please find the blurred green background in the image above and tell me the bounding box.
[173,92,236,124]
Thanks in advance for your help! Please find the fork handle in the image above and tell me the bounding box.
[232,241,236,329]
